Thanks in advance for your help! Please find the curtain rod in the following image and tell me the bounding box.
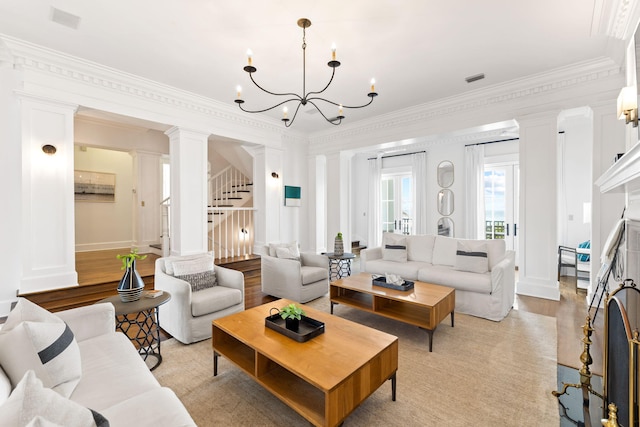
[465,137,519,147]
[367,150,426,161]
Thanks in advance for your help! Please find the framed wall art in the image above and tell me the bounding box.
[74,170,116,202]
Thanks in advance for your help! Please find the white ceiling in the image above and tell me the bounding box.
[0,0,618,135]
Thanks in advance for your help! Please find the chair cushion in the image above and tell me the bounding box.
[176,270,217,292]
[418,265,492,294]
[162,253,212,275]
[0,299,82,398]
[171,257,213,276]
[191,286,243,317]
[432,236,458,266]
[454,241,489,274]
[407,235,436,263]
[275,246,300,261]
[300,266,328,285]
[268,242,300,258]
[0,370,108,427]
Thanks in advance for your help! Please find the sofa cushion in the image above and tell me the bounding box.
[432,236,459,266]
[407,235,436,263]
[101,387,195,427]
[454,241,489,273]
[382,234,408,262]
[191,286,243,317]
[418,265,492,294]
[0,370,108,427]
[70,333,160,411]
[301,266,328,285]
[176,270,217,292]
[0,299,82,398]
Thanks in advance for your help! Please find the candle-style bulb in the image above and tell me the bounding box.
[331,43,337,61]
[247,49,253,66]
[236,85,242,99]
[338,104,343,115]
[370,78,376,93]
[283,106,288,119]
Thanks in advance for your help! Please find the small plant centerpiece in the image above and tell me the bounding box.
[115,249,147,302]
[280,303,305,332]
[334,232,344,256]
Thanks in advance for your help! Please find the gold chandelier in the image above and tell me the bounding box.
[234,18,378,127]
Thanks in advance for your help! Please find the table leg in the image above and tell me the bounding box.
[330,301,335,314]
[451,311,455,327]
[213,351,219,376]
[426,329,433,352]
[390,372,397,401]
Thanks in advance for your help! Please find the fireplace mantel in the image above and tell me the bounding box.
[596,140,640,193]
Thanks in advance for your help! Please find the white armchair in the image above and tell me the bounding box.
[261,252,329,303]
[154,254,244,344]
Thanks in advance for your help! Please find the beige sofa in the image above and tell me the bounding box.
[0,300,195,426]
[361,234,515,321]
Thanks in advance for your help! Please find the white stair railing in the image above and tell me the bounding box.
[208,207,255,259]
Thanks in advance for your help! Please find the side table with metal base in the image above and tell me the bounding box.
[97,291,171,371]
[325,252,356,281]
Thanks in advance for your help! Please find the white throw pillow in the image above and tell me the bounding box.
[454,241,489,274]
[382,234,408,263]
[275,246,301,261]
[171,256,214,276]
[0,370,108,427]
[163,253,211,275]
[0,299,81,398]
[268,242,300,258]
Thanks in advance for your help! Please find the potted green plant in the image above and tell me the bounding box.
[280,303,305,332]
[115,249,147,302]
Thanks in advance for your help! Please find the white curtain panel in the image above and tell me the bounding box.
[464,144,485,239]
[411,152,427,234]
[367,155,382,248]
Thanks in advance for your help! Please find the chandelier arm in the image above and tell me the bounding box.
[306,100,342,126]
[309,94,376,109]
[304,67,337,98]
[284,102,304,128]
[237,98,300,114]
[248,73,302,100]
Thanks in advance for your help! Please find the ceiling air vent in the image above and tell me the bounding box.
[465,73,485,83]
[50,7,81,30]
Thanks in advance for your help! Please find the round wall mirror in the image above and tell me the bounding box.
[437,217,454,237]
[437,161,454,188]
[437,189,454,216]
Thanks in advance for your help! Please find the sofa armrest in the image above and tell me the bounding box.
[490,250,515,296]
[360,247,382,272]
[55,303,115,342]
[301,252,329,268]
[154,260,193,306]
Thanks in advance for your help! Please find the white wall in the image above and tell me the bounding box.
[74,146,134,251]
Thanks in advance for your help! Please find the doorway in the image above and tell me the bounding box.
[484,162,520,265]
[381,170,413,234]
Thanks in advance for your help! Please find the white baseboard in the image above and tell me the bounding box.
[516,278,561,301]
[75,241,133,252]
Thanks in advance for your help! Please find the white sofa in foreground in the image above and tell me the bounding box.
[361,234,515,321]
[0,299,195,426]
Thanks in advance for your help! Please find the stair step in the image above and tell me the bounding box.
[232,183,253,187]
[223,190,251,194]
[210,204,234,208]
[214,197,242,200]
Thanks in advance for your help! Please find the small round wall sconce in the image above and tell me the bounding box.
[271,172,279,179]
[42,144,57,155]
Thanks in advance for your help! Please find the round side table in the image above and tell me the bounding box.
[97,291,171,370]
[325,252,356,281]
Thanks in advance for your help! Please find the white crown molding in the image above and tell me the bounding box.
[308,57,623,152]
[0,34,309,144]
[601,0,640,40]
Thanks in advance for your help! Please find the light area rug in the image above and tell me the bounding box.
[153,297,559,426]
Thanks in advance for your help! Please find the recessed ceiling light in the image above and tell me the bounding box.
[465,73,485,83]
[50,7,81,30]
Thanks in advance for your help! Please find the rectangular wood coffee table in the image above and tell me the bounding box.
[330,273,455,352]
[211,299,398,427]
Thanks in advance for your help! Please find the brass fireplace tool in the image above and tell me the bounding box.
[552,315,603,400]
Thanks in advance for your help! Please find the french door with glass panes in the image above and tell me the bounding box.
[381,172,413,235]
[484,162,519,265]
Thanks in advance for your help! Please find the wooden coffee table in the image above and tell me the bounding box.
[330,273,455,352]
[211,299,398,427]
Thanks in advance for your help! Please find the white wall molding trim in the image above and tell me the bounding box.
[308,57,623,152]
[2,35,303,145]
[75,241,133,252]
[516,279,561,301]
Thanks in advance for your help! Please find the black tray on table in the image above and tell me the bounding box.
[372,276,415,291]
[265,313,325,343]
